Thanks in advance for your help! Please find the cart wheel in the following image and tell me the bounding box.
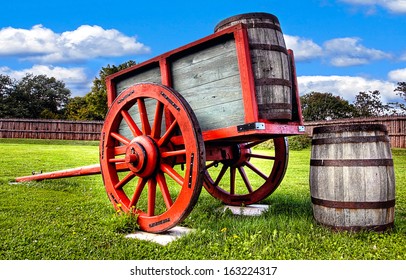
[100,83,205,233]
[203,137,288,206]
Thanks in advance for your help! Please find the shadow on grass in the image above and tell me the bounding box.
[186,192,314,233]
[265,194,313,218]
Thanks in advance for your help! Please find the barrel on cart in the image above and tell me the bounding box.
[16,13,305,233]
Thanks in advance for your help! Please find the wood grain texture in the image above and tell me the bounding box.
[116,66,162,94]
[170,38,245,131]
[310,124,395,232]
[215,13,292,120]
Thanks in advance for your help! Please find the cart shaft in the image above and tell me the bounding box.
[15,164,102,182]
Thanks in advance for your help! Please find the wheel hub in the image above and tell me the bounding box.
[233,143,251,167]
[222,144,251,168]
[125,135,159,177]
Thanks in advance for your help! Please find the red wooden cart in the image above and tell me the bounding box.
[16,13,305,233]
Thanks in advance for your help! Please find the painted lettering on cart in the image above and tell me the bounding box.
[149,218,170,228]
[101,132,106,159]
[160,92,180,111]
[117,90,134,104]
[109,193,119,205]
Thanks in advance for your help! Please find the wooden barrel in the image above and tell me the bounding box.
[310,124,395,232]
[214,12,292,120]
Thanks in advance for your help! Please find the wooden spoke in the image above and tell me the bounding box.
[214,165,228,186]
[121,110,142,137]
[156,172,173,209]
[244,140,267,149]
[111,132,130,145]
[229,167,236,195]
[161,149,186,158]
[151,101,164,139]
[238,166,254,193]
[160,163,184,186]
[114,145,127,155]
[247,153,276,160]
[203,138,288,206]
[109,157,125,163]
[137,98,151,135]
[205,161,219,169]
[114,172,136,190]
[157,119,178,147]
[244,161,268,180]
[100,83,204,233]
[129,177,148,208]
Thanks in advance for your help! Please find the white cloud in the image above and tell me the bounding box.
[388,68,406,81]
[0,25,57,56]
[0,24,151,63]
[385,0,406,13]
[0,65,90,96]
[298,75,399,103]
[323,37,392,66]
[0,65,86,82]
[284,35,323,61]
[284,34,391,66]
[339,0,406,13]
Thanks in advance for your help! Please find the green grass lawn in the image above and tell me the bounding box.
[0,138,405,260]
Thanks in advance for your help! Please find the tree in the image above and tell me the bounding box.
[0,74,16,118]
[14,74,71,119]
[65,96,89,120]
[394,82,406,101]
[353,90,390,117]
[0,73,71,119]
[300,92,356,121]
[66,60,136,120]
[390,82,406,114]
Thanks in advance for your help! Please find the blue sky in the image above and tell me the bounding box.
[1,0,405,105]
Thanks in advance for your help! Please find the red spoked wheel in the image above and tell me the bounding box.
[100,83,205,233]
[203,137,288,206]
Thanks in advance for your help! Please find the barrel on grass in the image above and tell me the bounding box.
[310,124,395,232]
[214,12,292,120]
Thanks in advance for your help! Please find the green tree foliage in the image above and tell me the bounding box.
[0,74,16,118]
[66,60,136,120]
[300,92,356,121]
[353,90,390,117]
[0,73,71,119]
[65,96,89,120]
[392,82,406,113]
[395,82,406,101]
[300,87,405,121]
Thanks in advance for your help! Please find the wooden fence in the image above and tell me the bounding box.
[1,116,405,148]
[304,116,406,149]
[0,119,103,141]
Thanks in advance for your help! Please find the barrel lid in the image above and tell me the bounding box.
[313,124,388,134]
[214,12,280,32]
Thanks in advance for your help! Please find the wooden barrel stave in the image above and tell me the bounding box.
[310,124,395,231]
[215,13,292,120]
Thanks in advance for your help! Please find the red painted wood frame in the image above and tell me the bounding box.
[105,23,304,143]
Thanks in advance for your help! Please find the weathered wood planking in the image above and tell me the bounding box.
[115,66,162,140]
[0,118,103,140]
[115,38,244,138]
[116,65,162,94]
[310,124,395,232]
[170,38,244,131]
[215,13,292,120]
